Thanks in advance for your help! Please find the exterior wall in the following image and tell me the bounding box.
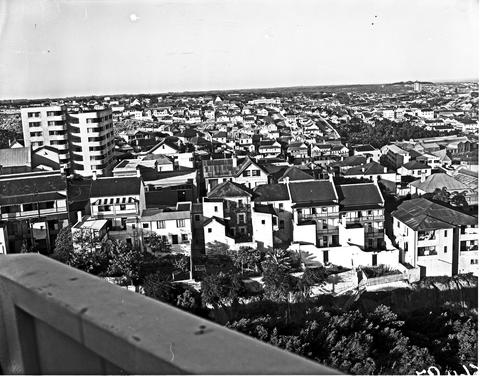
[328,247,399,269]
[21,106,69,165]
[203,220,226,250]
[68,109,115,177]
[458,250,479,275]
[338,224,365,248]
[293,204,340,247]
[233,166,269,189]
[202,200,224,219]
[255,199,293,244]
[251,211,274,250]
[293,221,316,245]
[140,217,192,254]
[0,225,6,254]
[176,153,194,169]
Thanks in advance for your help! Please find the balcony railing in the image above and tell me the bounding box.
[0,254,336,375]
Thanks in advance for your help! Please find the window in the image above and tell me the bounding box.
[238,199,243,207]
[142,223,149,229]
[181,234,188,242]
[279,220,285,230]
[252,169,261,176]
[273,217,277,226]
[444,230,448,237]
[397,221,400,228]
[444,246,447,253]
[279,203,284,211]
[261,219,266,225]
[194,215,200,221]
[311,208,317,215]
[322,207,327,213]
[240,227,246,234]
[322,219,327,229]
[242,170,251,177]
[176,219,185,228]
[214,206,218,212]
[238,214,245,224]
[208,228,212,233]
[470,259,478,264]
[157,220,165,229]
[120,204,126,210]
[368,210,372,215]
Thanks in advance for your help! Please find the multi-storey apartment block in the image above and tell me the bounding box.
[20,106,69,167]
[67,108,115,177]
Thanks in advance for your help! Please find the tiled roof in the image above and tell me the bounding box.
[344,162,389,176]
[207,181,252,198]
[91,177,142,197]
[0,172,66,205]
[392,198,477,231]
[289,180,337,206]
[401,161,431,170]
[253,184,289,202]
[409,173,468,193]
[336,183,383,210]
[140,208,190,221]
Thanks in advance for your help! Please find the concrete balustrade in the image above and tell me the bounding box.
[0,254,338,375]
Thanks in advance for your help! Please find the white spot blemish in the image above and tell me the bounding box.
[130,13,140,22]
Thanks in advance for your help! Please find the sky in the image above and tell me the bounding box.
[0,0,478,99]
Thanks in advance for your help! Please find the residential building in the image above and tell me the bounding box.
[392,198,478,277]
[20,106,69,166]
[0,171,68,254]
[67,108,115,177]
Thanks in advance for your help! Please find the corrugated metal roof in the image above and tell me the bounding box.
[0,147,31,168]
[392,198,477,231]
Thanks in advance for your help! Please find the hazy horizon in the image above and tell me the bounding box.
[0,0,477,100]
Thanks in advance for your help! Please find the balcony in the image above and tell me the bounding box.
[0,255,335,374]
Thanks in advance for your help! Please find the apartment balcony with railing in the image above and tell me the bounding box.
[0,254,336,375]
[0,201,67,220]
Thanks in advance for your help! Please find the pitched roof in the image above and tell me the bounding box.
[344,162,390,176]
[0,147,31,168]
[253,183,290,202]
[409,173,469,193]
[336,183,384,210]
[0,172,66,205]
[330,155,367,168]
[392,198,477,231]
[140,208,190,221]
[207,181,252,199]
[203,216,226,226]
[279,166,314,181]
[401,161,431,170]
[91,177,142,197]
[289,180,337,207]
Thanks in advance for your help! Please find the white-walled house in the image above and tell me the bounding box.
[392,198,478,277]
[137,202,192,254]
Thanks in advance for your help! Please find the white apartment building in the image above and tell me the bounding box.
[392,198,478,277]
[68,108,115,177]
[21,106,69,166]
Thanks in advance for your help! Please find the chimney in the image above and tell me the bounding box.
[283,176,290,185]
[136,168,141,177]
[232,156,237,168]
[76,211,83,224]
[384,167,387,173]
[92,170,97,180]
[361,167,365,173]
[420,172,426,183]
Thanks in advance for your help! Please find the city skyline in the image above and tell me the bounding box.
[0,0,478,100]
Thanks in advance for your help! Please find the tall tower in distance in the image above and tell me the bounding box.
[67,108,115,178]
[413,81,422,92]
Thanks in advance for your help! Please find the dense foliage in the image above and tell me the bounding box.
[227,302,477,375]
[336,118,444,148]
